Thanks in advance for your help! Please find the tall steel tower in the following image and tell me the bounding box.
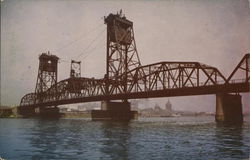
[70,60,81,78]
[104,10,141,94]
[35,52,59,102]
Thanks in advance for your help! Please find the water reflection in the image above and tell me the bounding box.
[215,123,248,159]
[23,119,132,160]
[99,121,131,160]
[25,119,90,159]
[28,119,63,159]
[3,117,248,160]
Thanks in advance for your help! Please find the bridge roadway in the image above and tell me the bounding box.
[19,81,249,108]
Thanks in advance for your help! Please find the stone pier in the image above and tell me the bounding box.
[91,101,138,121]
[216,93,243,124]
[18,106,61,118]
[38,106,61,118]
[18,106,36,117]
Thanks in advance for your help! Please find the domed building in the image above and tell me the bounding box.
[165,99,172,112]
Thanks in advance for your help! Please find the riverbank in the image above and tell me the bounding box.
[0,107,18,118]
[0,107,91,118]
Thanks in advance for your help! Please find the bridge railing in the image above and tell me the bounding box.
[228,78,248,84]
[129,78,248,92]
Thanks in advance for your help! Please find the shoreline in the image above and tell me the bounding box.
[2,114,250,119]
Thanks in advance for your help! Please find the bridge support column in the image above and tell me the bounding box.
[18,106,36,117]
[18,106,61,118]
[215,93,243,124]
[37,106,60,118]
[91,101,138,121]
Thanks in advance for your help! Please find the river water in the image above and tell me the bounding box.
[0,116,250,160]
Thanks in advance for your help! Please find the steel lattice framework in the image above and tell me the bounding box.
[70,60,81,78]
[226,54,250,83]
[34,52,59,103]
[105,11,141,94]
[19,12,250,109]
[20,54,250,107]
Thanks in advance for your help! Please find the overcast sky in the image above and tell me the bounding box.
[1,0,250,113]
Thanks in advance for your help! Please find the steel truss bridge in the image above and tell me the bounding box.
[19,12,250,109]
[20,54,250,108]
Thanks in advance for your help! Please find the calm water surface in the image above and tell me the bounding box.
[0,116,250,160]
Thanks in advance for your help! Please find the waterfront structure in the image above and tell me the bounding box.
[18,11,249,123]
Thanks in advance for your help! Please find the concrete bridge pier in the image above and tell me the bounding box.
[216,93,243,124]
[37,106,60,118]
[91,101,138,121]
[18,106,36,117]
[18,106,60,118]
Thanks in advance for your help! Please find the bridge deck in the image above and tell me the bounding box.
[19,82,249,108]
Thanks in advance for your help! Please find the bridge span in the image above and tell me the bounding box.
[18,11,249,123]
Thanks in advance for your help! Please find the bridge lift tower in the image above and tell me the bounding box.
[92,11,139,120]
[35,52,60,117]
[35,52,59,99]
[70,60,81,78]
[104,10,141,94]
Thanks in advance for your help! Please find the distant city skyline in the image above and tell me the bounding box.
[1,0,250,113]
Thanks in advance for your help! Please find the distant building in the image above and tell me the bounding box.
[138,99,173,117]
[165,99,172,112]
[154,103,162,112]
[130,100,139,111]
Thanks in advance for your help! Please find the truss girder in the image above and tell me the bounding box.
[20,61,231,107]
[227,53,250,83]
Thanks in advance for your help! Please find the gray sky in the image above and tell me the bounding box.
[1,0,250,113]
